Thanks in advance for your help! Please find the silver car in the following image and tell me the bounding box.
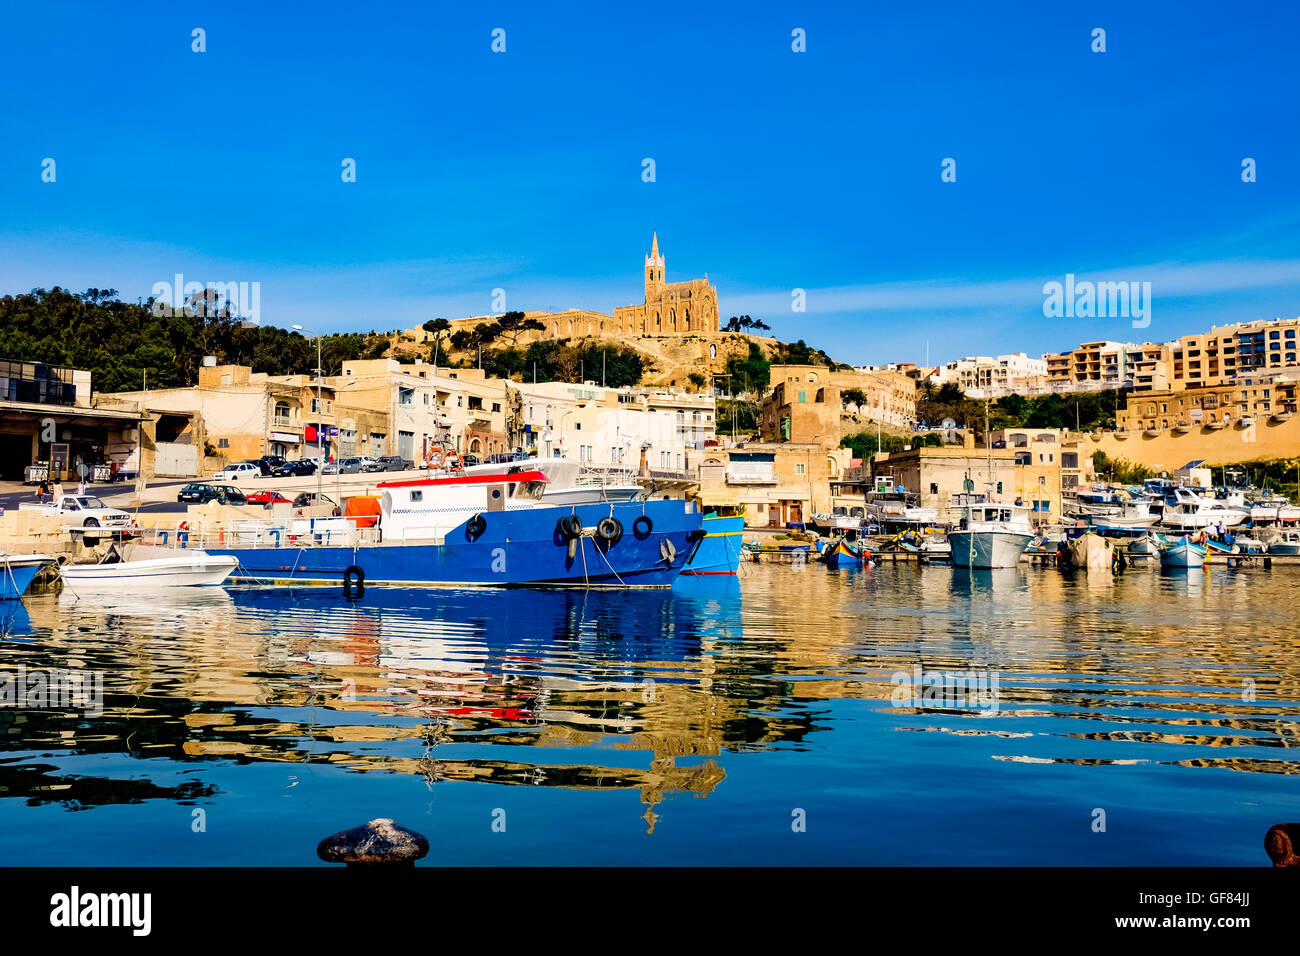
[321,457,364,475]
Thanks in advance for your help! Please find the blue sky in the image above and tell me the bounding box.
[2,0,1299,367]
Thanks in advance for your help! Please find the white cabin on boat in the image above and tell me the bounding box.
[376,470,549,541]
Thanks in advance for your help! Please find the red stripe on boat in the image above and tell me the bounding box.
[376,470,549,489]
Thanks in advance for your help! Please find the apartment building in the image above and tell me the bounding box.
[513,381,715,474]
[934,353,1049,397]
[695,442,848,527]
[1043,341,1132,392]
[990,428,1091,521]
[764,364,920,431]
[1119,371,1296,431]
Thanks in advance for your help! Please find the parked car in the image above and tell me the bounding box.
[258,455,286,473]
[274,458,319,477]
[321,457,364,475]
[177,482,247,505]
[460,454,481,467]
[18,494,133,539]
[291,492,340,517]
[212,462,262,482]
[374,455,411,472]
[356,456,380,472]
[243,490,293,505]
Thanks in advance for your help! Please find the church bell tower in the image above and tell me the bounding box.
[644,232,665,301]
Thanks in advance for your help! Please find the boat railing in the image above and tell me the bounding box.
[140,517,384,550]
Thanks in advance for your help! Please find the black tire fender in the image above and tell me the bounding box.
[558,514,583,539]
[466,513,487,539]
[343,565,365,590]
[633,515,653,539]
[596,516,623,545]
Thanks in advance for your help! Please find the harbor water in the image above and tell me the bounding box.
[1,561,1296,866]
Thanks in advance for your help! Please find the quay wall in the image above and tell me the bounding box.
[1089,416,1300,471]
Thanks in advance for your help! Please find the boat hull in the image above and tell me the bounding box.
[1160,540,1208,568]
[949,531,1033,569]
[60,555,239,590]
[204,500,702,588]
[681,515,744,575]
[0,556,52,600]
[824,540,869,569]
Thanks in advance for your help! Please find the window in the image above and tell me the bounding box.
[795,463,805,475]
[411,490,422,502]
[218,438,229,448]
[930,483,938,495]
[797,391,807,403]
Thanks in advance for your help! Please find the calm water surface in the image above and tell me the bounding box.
[1,561,1297,865]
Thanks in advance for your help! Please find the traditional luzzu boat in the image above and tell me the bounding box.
[189,470,704,588]
[681,512,745,575]
[1159,535,1208,569]
[823,537,870,569]
[0,553,57,600]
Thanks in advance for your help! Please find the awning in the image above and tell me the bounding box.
[698,491,742,507]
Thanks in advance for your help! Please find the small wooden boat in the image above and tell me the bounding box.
[60,544,238,591]
[824,538,870,569]
[0,553,57,600]
[1128,532,1164,557]
[1159,536,1208,568]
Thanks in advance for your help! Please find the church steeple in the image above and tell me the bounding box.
[644,232,665,300]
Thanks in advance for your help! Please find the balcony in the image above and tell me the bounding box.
[726,468,778,484]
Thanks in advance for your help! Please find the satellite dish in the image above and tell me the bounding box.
[941,418,957,430]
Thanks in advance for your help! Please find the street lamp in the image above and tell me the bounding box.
[293,324,326,502]
[558,410,576,460]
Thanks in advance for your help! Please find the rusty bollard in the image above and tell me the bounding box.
[317,818,429,867]
[1264,823,1300,867]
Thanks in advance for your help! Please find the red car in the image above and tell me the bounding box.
[243,490,293,505]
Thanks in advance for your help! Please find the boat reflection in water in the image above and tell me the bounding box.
[4,563,1300,866]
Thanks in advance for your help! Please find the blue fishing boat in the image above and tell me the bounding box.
[681,512,745,575]
[1159,535,1208,569]
[189,471,703,588]
[824,538,870,569]
[0,553,56,600]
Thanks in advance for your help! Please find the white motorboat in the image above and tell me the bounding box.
[809,511,863,533]
[1266,530,1300,556]
[949,502,1035,569]
[1157,487,1249,532]
[918,535,952,561]
[59,544,238,591]
[1224,492,1300,525]
[863,477,938,529]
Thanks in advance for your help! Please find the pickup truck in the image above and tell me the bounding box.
[20,494,135,538]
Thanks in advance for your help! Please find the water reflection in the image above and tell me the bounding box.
[1,562,1298,863]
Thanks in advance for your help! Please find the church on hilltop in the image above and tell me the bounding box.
[415,234,720,346]
[612,233,720,336]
